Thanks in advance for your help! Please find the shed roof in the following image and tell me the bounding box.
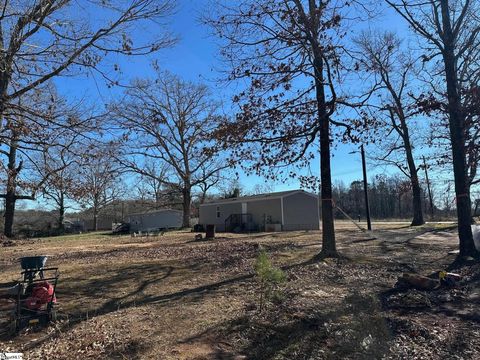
[200,189,318,206]
[128,208,182,217]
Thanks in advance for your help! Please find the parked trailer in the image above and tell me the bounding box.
[128,209,183,233]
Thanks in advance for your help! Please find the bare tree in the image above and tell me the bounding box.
[123,159,172,209]
[386,0,480,258]
[205,0,370,258]
[423,85,480,201]
[250,183,275,196]
[332,175,417,219]
[0,0,175,237]
[220,178,243,199]
[474,198,480,218]
[113,72,228,228]
[196,165,223,204]
[0,86,97,236]
[39,141,80,232]
[355,32,425,226]
[74,147,124,232]
[0,0,175,117]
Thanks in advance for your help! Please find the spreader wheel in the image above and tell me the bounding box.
[49,308,58,322]
[8,318,17,336]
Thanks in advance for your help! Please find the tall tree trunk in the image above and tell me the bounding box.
[4,136,18,238]
[398,193,402,217]
[319,112,336,256]
[200,187,207,205]
[409,179,424,226]
[313,55,337,258]
[4,191,16,238]
[291,1,337,258]
[58,192,65,232]
[404,152,424,226]
[182,184,191,228]
[395,92,425,226]
[155,188,162,209]
[440,0,477,258]
[93,205,98,231]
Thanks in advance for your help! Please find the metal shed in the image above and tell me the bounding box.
[199,190,320,232]
[128,209,183,232]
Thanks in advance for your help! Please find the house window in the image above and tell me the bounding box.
[216,206,221,218]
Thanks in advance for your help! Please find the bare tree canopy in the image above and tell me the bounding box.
[112,71,228,228]
[386,0,480,258]
[333,174,437,220]
[355,31,425,226]
[0,86,102,236]
[74,144,124,232]
[0,0,176,237]
[0,0,175,111]
[38,138,94,232]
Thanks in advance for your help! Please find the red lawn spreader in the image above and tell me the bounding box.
[0,256,59,336]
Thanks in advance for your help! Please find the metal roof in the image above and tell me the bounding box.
[200,189,318,206]
[128,208,182,217]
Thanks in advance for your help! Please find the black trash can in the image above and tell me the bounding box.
[193,224,205,232]
[205,224,215,239]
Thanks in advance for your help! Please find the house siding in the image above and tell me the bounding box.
[283,192,320,230]
[129,210,182,232]
[199,202,242,231]
[247,198,282,231]
[199,190,320,232]
[84,217,115,231]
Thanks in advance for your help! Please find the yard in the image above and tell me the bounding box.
[1,221,480,359]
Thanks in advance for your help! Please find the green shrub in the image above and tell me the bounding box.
[254,249,286,312]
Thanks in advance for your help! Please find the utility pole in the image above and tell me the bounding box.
[422,156,434,219]
[361,144,372,230]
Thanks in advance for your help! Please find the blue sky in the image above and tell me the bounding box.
[51,0,434,196]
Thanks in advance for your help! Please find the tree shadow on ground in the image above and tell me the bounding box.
[14,225,465,355]
[57,262,180,317]
[21,257,318,350]
[84,258,316,312]
[374,226,457,262]
[19,262,176,349]
[178,291,392,360]
[226,231,314,241]
[379,283,480,358]
[108,339,151,360]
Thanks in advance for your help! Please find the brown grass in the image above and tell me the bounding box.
[2,221,479,359]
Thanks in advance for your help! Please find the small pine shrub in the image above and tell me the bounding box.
[254,249,286,312]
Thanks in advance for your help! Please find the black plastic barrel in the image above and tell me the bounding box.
[205,225,215,239]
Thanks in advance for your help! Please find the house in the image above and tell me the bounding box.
[83,217,116,231]
[199,190,320,232]
[128,209,183,232]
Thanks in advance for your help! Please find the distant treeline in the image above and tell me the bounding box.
[331,175,454,220]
